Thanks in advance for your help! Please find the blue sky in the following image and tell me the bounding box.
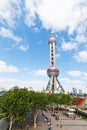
[0,0,87,93]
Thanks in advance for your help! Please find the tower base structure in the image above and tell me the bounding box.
[46,67,64,94]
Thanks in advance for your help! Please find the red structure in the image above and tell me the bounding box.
[76,97,85,106]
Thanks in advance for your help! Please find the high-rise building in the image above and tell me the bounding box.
[46,30,64,94]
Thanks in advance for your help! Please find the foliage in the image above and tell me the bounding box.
[46,93,72,106]
[0,88,32,122]
[0,113,6,119]
[0,88,49,129]
[71,97,76,105]
[29,91,49,112]
[0,87,73,129]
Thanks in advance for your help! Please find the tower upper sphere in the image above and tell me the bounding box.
[48,29,56,44]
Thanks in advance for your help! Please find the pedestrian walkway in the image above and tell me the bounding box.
[29,110,87,130]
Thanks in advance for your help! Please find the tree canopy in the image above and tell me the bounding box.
[0,87,31,122]
[0,87,72,129]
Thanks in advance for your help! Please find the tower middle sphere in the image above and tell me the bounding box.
[47,67,59,77]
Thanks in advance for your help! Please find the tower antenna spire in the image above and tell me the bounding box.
[50,26,54,37]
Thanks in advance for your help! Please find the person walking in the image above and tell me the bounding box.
[73,115,76,120]
[48,123,52,130]
[60,121,63,128]
[57,121,59,127]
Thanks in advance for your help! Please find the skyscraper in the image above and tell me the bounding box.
[46,30,64,94]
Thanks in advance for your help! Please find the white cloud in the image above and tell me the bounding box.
[68,70,87,78]
[74,20,87,46]
[1,0,87,39]
[0,74,87,93]
[24,0,87,33]
[0,27,29,52]
[25,0,38,27]
[68,70,82,77]
[0,60,19,73]
[61,42,77,51]
[31,69,47,77]
[61,77,84,86]
[74,50,87,62]
[60,21,87,52]
[60,77,87,93]
[24,0,87,53]
[0,27,22,42]
[29,80,47,91]
[18,44,29,51]
[0,78,28,90]
[0,0,87,35]
[37,41,42,45]
[75,33,87,44]
[55,53,60,58]
[33,27,40,32]
[0,0,21,27]
[0,78,47,91]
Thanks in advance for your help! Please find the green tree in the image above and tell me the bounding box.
[46,93,72,110]
[29,91,48,128]
[0,89,49,129]
[0,87,32,130]
[59,94,72,105]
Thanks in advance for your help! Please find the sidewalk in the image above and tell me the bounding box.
[29,110,87,130]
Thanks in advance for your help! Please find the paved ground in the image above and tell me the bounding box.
[29,110,87,130]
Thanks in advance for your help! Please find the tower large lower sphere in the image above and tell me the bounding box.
[46,30,64,94]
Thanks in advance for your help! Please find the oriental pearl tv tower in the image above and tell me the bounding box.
[46,29,64,94]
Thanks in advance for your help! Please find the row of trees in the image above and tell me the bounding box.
[0,87,72,129]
